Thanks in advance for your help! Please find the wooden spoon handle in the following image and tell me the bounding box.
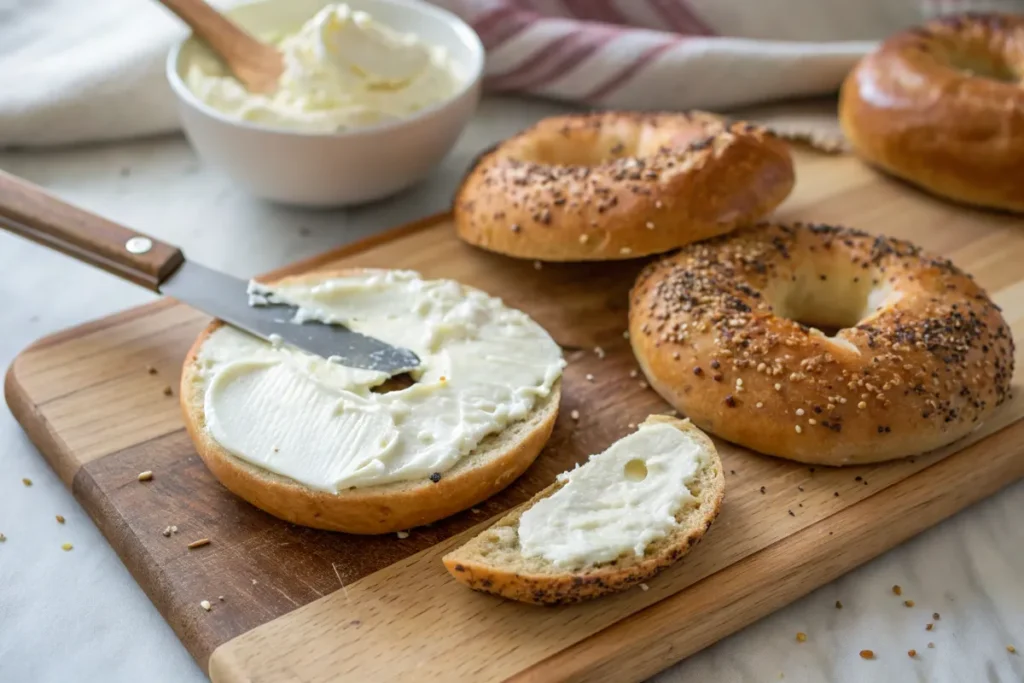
[0,170,184,292]
[158,0,281,91]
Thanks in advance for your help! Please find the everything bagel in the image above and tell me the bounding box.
[454,112,794,261]
[629,223,1014,466]
[840,13,1024,213]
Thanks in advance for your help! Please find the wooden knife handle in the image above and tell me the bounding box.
[0,170,185,292]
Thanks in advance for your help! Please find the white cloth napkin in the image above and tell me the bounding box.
[0,0,1019,147]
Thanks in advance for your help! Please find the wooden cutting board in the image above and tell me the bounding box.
[6,147,1024,683]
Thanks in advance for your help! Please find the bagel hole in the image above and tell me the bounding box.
[371,372,416,394]
[770,268,880,337]
[623,459,649,482]
[945,51,1019,83]
[516,124,712,167]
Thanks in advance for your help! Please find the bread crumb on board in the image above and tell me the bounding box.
[200,600,212,612]
[639,583,650,592]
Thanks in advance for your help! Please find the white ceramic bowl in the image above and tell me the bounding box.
[166,0,483,207]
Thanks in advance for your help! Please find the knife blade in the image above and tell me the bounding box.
[0,170,420,376]
[161,261,420,375]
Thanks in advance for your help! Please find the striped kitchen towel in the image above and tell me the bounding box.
[431,0,1023,111]
[0,0,1020,146]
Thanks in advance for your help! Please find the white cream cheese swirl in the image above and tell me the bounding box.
[184,3,462,132]
[195,270,564,492]
[518,422,707,568]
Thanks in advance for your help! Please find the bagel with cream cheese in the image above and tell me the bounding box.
[629,222,1014,466]
[840,13,1024,213]
[454,111,795,261]
[181,269,564,534]
[443,416,724,604]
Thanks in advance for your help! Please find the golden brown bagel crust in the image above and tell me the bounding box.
[840,13,1024,213]
[180,270,560,535]
[629,223,1014,466]
[454,112,795,261]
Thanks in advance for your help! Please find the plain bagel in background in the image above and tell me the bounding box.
[840,12,1024,213]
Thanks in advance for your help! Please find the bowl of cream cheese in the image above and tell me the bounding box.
[167,0,483,206]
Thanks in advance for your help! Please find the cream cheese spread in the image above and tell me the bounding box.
[184,3,462,131]
[194,270,564,492]
[518,422,707,568]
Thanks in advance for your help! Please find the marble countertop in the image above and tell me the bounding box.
[1,98,1022,683]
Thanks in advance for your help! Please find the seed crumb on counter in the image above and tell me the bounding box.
[200,600,212,612]
[218,596,225,602]
[396,531,409,539]
[162,386,173,397]
[585,373,595,382]
[61,543,73,551]
[162,527,173,537]
[622,330,630,340]
[187,538,211,550]
[892,585,902,596]
[629,369,638,378]
[627,423,636,430]
[533,261,542,270]
[904,600,915,608]
[22,478,32,487]
[138,471,154,482]
[1008,645,1017,654]
[56,515,65,524]
[147,366,158,375]
[760,486,766,494]
[859,650,874,660]
[638,380,648,389]
[927,642,935,649]
[0,533,6,542]
[639,583,649,592]
[796,632,807,643]
[908,649,916,658]
[835,600,843,609]
[932,612,940,620]
[570,410,580,421]
[926,623,934,631]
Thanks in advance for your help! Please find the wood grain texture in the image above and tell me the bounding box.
[0,170,185,291]
[5,148,1024,683]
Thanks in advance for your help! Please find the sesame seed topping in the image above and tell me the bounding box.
[396,531,409,539]
[645,221,655,230]
[200,600,212,611]
[585,374,595,382]
[796,408,804,416]
[795,425,802,434]
[620,247,633,255]
[570,410,580,420]
[533,261,542,270]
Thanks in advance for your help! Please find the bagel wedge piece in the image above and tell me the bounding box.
[442,416,724,604]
